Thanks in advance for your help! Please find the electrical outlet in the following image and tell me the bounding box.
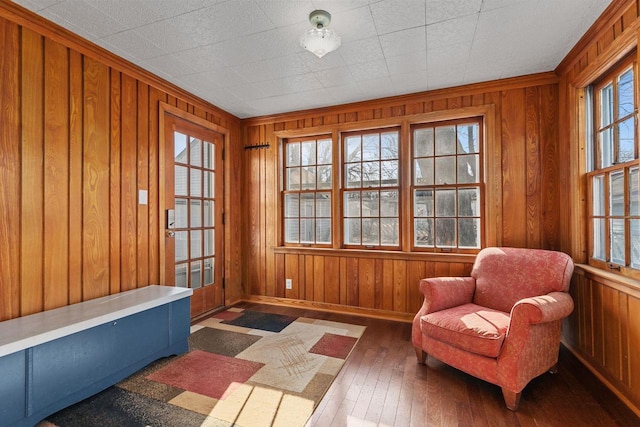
[285,278,292,290]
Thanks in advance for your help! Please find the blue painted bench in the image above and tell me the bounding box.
[0,285,192,427]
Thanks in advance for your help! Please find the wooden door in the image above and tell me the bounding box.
[162,112,224,318]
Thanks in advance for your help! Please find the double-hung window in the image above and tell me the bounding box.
[587,54,640,277]
[283,136,333,246]
[412,119,482,251]
[343,128,400,249]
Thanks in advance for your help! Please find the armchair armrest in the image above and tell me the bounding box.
[509,292,574,325]
[419,277,476,313]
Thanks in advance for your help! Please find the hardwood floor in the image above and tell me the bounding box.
[234,302,639,427]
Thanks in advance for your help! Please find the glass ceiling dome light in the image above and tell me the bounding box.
[300,10,341,59]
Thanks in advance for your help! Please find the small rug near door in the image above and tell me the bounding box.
[41,308,366,427]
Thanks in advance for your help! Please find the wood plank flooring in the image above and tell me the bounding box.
[235,302,639,427]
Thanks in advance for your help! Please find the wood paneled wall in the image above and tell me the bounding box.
[0,4,242,321]
[556,0,640,417]
[241,75,561,319]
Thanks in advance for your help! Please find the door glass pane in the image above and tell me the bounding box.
[191,200,202,227]
[191,230,202,258]
[190,137,202,166]
[175,231,188,262]
[190,169,202,197]
[175,199,188,228]
[191,261,202,289]
[204,200,214,227]
[204,229,214,256]
[174,132,188,163]
[175,166,188,196]
[204,171,214,197]
[204,258,214,286]
[175,263,188,288]
[203,141,215,169]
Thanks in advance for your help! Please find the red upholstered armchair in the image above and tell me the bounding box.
[411,247,574,410]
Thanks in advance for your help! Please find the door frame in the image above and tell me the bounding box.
[159,102,229,314]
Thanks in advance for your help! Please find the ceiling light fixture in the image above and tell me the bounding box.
[300,10,341,59]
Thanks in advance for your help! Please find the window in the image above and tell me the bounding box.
[343,129,400,248]
[587,54,640,277]
[412,120,482,251]
[281,117,484,252]
[283,136,332,245]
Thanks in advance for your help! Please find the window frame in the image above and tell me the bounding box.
[276,106,497,254]
[411,118,485,253]
[341,127,401,250]
[281,134,334,248]
[586,53,640,279]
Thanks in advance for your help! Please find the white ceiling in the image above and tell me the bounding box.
[13,0,612,119]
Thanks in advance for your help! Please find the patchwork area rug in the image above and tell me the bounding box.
[42,308,366,427]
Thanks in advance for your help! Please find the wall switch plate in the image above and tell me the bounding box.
[139,189,148,205]
[285,279,292,290]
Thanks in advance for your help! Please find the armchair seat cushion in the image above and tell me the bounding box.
[421,303,510,358]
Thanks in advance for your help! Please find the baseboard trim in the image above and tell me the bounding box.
[240,295,414,323]
[562,340,640,419]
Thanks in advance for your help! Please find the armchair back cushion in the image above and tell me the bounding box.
[471,247,574,313]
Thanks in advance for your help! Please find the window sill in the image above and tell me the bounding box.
[272,246,477,263]
[575,264,640,296]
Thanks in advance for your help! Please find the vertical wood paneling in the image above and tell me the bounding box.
[325,256,340,304]
[540,85,559,250]
[313,255,324,302]
[82,57,111,300]
[147,88,165,286]
[392,260,407,313]
[120,74,137,291]
[602,286,622,380]
[525,86,541,248]
[382,259,394,311]
[0,18,21,321]
[43,38,69,310]
[359,258,375,309]
[68,50,83,304]
[628,295,640,401]
[109,70,122,295]
[20,28,44,315]
[285,254,298,299]
[137,83,150,288]
[501,89,527,247]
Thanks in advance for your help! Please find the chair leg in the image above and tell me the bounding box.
[414,346,427,364]
[501,388,521,411]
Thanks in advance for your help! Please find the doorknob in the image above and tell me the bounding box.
[166,230,175,238]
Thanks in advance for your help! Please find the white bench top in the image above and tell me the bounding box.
[0,285,193,357]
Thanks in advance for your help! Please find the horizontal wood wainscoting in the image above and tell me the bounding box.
[565,265,640,417]
[0,4,243,321]
[242,74,562,319]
